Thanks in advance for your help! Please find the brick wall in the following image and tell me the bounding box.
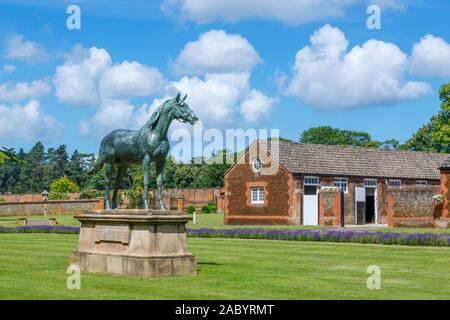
[1,193,81,202]
[386,186,440,227]
[0,199,103,216]
[319,188,342,226]
[133,188,219,210]
[224,143,294,225]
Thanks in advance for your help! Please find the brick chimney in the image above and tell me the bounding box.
[440,159,450,218]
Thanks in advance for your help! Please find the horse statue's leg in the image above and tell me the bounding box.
[156,159,167,210]
[142,154,151,210]
[104,162,113,210]
[112,165,127,209]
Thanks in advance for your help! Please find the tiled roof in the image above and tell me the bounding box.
[440,159,450,170]
[261,140,450,180]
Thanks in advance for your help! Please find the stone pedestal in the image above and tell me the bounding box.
[71,209,197,278]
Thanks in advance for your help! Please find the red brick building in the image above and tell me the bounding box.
[224,140,449,226]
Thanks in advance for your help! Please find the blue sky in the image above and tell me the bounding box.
[0,0,449,158]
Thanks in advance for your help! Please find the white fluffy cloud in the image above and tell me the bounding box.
[79,99,160,136]
[173,29,261,75]
[54,46,112,106]
[168,30,275,124]
[4,35,49,63]
[99,61,165,99]
[410,34,450,78]
[287,24,431,110]
[54,46,165,106]
[0,80,51,102]
[79,30,275,135]
[171,75,242,122]
[79,99,134,135]
[240,89,279,123]
[0,100,62,141]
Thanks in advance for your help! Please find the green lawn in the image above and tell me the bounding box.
[1,213,449,234]
[0,233,449,299]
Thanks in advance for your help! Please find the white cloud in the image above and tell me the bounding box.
[0,100,62,141]
[410,34,450,78]
[2,64,15,73]
[54,46,166,106]
[240,89,279,123]
[4,35,49,63]
[54,46,112,106]
[78,29,276,135]
[173,30,261,75]
[163,0,408,25]
[0,80,51,102]
[162,0,357,25]
[79,99,134,135]
[168,29,276,124]
[79,99,160,136]
[170,76,242,122]
[287,24,431,110]
[99,61,165,99]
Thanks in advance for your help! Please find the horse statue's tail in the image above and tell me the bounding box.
[87,153,105,175]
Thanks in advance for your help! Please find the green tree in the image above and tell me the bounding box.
[0,148,24,193]
[407,82,450,153]
[17,142,46,193]
[44,145,69,186]
[50,176,80,193]
[0,147,24,166]
[173,165,200,188]
[68,150,93,189]
[299,126,398,149]
[300,126,373,147]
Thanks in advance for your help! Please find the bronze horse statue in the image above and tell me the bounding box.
[88,93,198,210]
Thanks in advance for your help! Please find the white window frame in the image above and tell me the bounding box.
[251,157,262,173]
[388,179,402,187]
[250,187,265,205]
[334,177,348,193]
[303,176,319,186]
[416,180,428,186]
[364,179,377,188]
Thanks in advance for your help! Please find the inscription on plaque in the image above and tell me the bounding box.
[95,224,130,244]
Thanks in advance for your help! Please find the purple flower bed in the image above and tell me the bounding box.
[0,225,80,234]
[186,228,450,247]
[1,225,449,247]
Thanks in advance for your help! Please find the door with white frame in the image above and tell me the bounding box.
[364,179,378,224]
[355,186,366,225]
[303,176,319,226]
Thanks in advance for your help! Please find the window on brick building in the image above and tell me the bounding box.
[388,180,401,187]
[252,157,262,173]
[364,179,377,187]
[304,176,319,186]
[251,187,265,204]
[334,177,348,192]
[416,180,427,186]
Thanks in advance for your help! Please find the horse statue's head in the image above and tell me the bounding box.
[148,93,198,130]
[170,92,198,125]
